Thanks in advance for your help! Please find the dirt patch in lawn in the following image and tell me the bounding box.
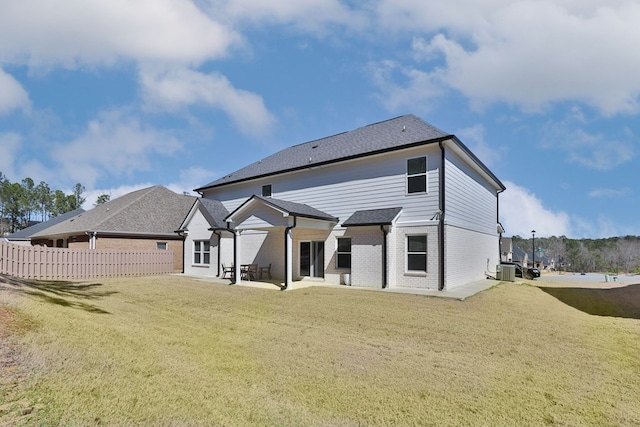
[0,280,38,425]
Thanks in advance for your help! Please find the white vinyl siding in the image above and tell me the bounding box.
[444,151,498,234]
[205,146,441,226]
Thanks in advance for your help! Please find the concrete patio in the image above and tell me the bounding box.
[186,275,499,301]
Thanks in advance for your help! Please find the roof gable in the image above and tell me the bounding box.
[198,198,230,229]
[226,195,339,224]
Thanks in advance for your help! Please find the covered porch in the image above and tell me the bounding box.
[224,195,339,289]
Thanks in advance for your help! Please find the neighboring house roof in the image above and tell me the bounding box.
[5,208,86,240]
[31,185,196,239]
[226,195,339,223]
[512,243,527,262]
[196,114,451,191]
[342,207,403,226]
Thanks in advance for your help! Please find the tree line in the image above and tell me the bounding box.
[512,235,640,274]
[0,172,87,235]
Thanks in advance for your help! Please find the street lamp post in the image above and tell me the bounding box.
[531,230,536,268]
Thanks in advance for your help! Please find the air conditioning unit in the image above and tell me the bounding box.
[501,265,516,282]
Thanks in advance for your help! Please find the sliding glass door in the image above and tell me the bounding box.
[299,241,324,278]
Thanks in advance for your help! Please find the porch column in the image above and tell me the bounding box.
[233,230,242,284]
[285,225,293,287]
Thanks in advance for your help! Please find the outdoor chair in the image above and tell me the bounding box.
[242,264,258,281]
[259,263,272,280]
[221,263,234,279]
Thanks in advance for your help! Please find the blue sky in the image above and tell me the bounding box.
[1,0,639,239]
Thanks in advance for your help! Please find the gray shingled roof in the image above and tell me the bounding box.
[198,198,230,229]
[5,208,86,240]
[226,195,339,223]
[31,185,196,238]
[342,207,403,226]
[196,115,450,191]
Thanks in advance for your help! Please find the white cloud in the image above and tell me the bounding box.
[205,0,367,34]
[0,132,22,179]
[0,0,239,68]
[588,187,632,198]
[368,60,444,112]
[384,1,640,115]
[173,166,218,194]
[51,110,183,188]
[500,181,571,237]
[455,124,503,168]
[542,122,635,171]
[0,69,29,115]
[83,183,154,209]
[140,67,275,137]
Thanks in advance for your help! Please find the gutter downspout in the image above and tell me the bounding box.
[497,188,506,261]
[438,141,446,291]
[380,225,388,289]
[209,227,234,278]
[85,231,97,250]
[283,216,297,291]
[213,230,222,277]
[224,223,239,284]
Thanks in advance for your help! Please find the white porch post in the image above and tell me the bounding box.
[285,225,293,286]
[234,230,242,284]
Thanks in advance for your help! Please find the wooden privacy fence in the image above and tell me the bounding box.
[0,240,174,281]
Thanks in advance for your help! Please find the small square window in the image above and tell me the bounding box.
[262,184,272,197]
[156,242,168,250]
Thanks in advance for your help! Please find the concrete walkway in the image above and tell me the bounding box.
[186,275,499,300]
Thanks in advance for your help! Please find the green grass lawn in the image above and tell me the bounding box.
[1,275,640,426]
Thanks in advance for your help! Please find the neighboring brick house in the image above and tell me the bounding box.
[180,115,506,290]
[25,186,196,272]
[4,208,86,246]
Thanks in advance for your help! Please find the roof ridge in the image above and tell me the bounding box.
[90,185,162,229]
[287,115,414,149]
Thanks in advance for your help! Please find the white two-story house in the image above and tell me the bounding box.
[179,114,506,291]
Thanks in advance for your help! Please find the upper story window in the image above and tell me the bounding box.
[262,184,272,197]
[407,156,427,194]
[156,242,168,250]
[336,237,352,269]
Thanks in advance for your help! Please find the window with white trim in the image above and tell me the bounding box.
[156,242,168,250]
[406,235,427,272]
[262,184,272,197]
[336,237,351,269]
[407,156,427,194]
[193,240,210,265]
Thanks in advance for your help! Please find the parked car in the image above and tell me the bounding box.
[501,262,540,279]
